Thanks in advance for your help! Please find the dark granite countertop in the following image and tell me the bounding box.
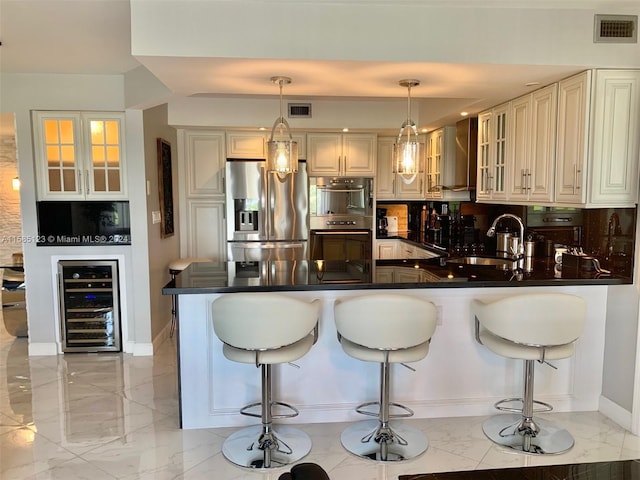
[399,458,640,479]
[163,257,630,295]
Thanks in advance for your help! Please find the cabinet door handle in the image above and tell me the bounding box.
[526,169,532,191]
[77,171,83,194]
[521,169,526,193]
[85,170,90,194]
[575,166,581,191]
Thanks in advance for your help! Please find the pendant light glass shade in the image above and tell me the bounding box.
[266,76,298,176]
[393,79,422,184]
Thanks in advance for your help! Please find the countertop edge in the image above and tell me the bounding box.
[163,276,628,295]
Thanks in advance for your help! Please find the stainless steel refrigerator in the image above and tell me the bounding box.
[226,160,309,261]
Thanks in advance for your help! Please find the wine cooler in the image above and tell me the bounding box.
[58,260,121,353]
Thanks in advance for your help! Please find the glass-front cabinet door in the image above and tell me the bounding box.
[33,111,127,200]
[492,103,508,200]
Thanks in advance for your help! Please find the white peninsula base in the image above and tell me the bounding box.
[177,286,608,430]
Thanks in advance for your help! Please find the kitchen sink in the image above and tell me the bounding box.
[446,256,519,270]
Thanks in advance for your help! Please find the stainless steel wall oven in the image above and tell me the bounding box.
[309,176,374,261]
[309,229,372,261]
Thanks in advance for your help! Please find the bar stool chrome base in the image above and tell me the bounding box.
[222,424,312,469]
[482,413,574,455]
[341,419,428,462]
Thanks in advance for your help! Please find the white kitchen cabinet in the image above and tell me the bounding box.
[587,70,640,206]
[508,84,557,204]
[376,239,397,259]
[555,71,591,204]
[225,131,266,159]
[183,130,226,196]
[425,127,460,200]
[307,133,376,176]
[556,70,640,207]
[376,137,424,199]
[185,201,227,268]
[376,238,440,260]
[32,111,127,200]
[475,104,508,202]
[179,129,227,271]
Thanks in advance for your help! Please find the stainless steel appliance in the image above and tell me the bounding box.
[309,177,373,230]
[308,176,374,261]
[58,260,121,353]
[309,229,372,261]
[525,206,583,256]
[226,160,309,261]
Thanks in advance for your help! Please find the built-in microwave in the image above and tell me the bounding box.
[309,177,374,231]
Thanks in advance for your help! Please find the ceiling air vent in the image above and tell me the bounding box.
[594,14,637,43]
[288,103,312,118]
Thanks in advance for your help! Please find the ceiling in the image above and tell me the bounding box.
[0,0,617,131]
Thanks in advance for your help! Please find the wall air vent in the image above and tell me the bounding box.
[594,14,637,43]
[288,103,312,118]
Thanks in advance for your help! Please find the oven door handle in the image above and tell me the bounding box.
[312,230,371,235]
[316,188,364,193]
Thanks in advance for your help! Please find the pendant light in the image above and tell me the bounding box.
[266,76,298,177]
[393,79,422,184]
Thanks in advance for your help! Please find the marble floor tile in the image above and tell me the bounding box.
[1,323,639,480]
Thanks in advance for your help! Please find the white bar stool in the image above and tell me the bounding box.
[168,257,211,337]
[334,294,437,462]
[472,293,586,455]
[212,293,321,470]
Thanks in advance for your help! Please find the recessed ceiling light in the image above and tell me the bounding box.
[342,128,349,132]
[259,127,266,131]
[525,82,541,87]
[460,111,469,117]
[420,128,429,133]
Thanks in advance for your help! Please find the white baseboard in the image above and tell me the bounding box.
[599,395,632,431]
[28,342,59,356]
[132,342,154,356]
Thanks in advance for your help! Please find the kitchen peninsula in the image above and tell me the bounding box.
[164,259,629,429]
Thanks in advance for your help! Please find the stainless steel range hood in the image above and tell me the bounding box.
[451,117,477,192]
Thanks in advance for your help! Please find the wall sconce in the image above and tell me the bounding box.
[266,76,298,178]
[12,177,20,191]
[393,79,423,184]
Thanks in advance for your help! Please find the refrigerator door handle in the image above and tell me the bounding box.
[233,242,304,249]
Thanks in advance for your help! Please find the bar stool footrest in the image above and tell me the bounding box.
[240,401,300,419]
[494,397,553,414]
[355,401,414,418]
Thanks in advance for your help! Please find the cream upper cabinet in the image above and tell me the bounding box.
[555,71,591,204]
[32,111,127,200]
[425,127,462,200]
[556,70,640,207]
[586,70,640,207]
[376,137,424,200]
[424,129,442,199]
[225,132,267,159]
[307,133,376,176]
[508,84,557,204]
[476,103,508,202]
